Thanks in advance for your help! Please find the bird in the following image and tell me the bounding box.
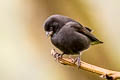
[43,14,103,67]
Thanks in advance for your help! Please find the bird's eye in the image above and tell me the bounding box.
[49,27,53,31]
[52,22,59,27]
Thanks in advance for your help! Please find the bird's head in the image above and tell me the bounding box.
[43,14,74,37]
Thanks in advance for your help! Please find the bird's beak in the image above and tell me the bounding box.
[46,31,53,37]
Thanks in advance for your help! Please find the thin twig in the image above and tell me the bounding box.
[51,49,120,80]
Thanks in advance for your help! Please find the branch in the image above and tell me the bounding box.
[51,49,120,80]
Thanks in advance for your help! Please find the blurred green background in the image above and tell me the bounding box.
[0,0,120,80]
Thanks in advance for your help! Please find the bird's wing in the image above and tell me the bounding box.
[67,22,103,45]
[84,27,92,32]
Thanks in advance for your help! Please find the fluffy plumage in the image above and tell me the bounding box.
[43,14,103,66]
[44,15,103,54]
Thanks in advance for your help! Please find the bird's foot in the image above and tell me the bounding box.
[73,56,81,69]
[53,53,64,62]
[68,55,74,62]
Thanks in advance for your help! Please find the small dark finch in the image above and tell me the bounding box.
[43,14,103,67]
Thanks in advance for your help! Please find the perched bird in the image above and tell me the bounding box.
[43,14,103,67]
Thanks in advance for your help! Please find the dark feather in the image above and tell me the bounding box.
[70,22,103,45]
[44,14,103,55]
[85,27,92,32]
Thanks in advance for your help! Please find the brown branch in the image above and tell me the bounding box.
[51,49,120,80]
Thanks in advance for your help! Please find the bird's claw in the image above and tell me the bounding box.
[54,53,63,62]
[73,56,81,69]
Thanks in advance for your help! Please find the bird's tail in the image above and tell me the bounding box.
[91,40,103,45]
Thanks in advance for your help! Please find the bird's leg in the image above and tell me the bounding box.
[73,54,81,68]
[68,55,74,62]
